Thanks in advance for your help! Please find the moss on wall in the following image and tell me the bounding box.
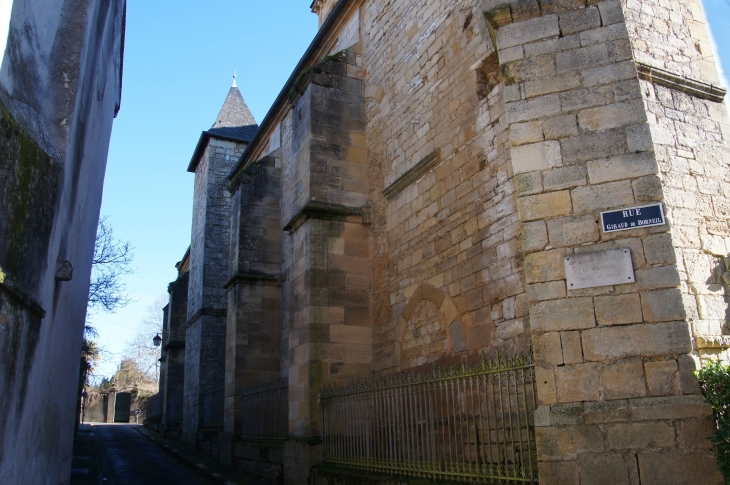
[0,100,60,295]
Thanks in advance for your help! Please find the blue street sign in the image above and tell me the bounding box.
[601,204,666,233]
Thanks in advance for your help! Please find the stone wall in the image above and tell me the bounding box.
[224,154,282,443]
[216,0,729,482]
[162,271,187,426]
[479,0,727,482]
[361,0,529,374]
[0,1,125,483]
[183,136,247,448]
[281,52,371,444]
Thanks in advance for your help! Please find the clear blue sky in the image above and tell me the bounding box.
[93,0,730,380]
[94,2,318,378]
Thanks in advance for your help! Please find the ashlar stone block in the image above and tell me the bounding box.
[531,297,595,332]
[579,453,631,485]
[511,141,562,174]
[601,357,647,399]
[559,6,601,36]
[638,451,723,485]
[546,214,599,247]
[571,180,634,212]
[561,331,583,364]
[542,165,586,191]
[645,360,681,396]
[606,422,675,450]
[594,294,643,325]
[524,248,569,283]
[578,100,647,132]
[556,43,609,74]
[587,152,658,185]
[521,220,549,252]
[496,15,560,50]
[641,289,686,323]
[536,424,604,460]
[582,321,691,361]
[518,190,572,221]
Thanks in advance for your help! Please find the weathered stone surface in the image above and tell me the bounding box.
[584,399,629,424]
[527,281,566,302]
[559,6,601,36]
[536,424,604,460]
[561,331,583,364]
[594,294,642,325]
[629,395,712,421]
[579,453,631,485]
[536,365,558,405]
[521,221,549,252]
[524,248,570,283]
[515,171,543,195]
[641,289,686,322]
[556,43,609,74]
[602,358,647,400]
[534,331,563,364]
[607,422,675,450]
[546,214,599,247]
[511,141,563,174]
[638,451,723,485]
[571,181,634,212]
[556,362,600,402]
[542,165,586,191]
[496,15,561,50]
[578,100,647,132]
[537,460,579,485]
[676,418,715,450]
[518,190,572,221]
[643,233,677,265]
[582,321,691,361]
[587,152,658,184]
[509,121,543,146]
[531,297,595,332]
[645,360,681,396]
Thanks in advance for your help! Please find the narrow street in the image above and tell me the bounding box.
[73,424,217,485]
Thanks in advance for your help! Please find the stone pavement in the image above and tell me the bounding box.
[132,425,259,485]
[70,424,258,485]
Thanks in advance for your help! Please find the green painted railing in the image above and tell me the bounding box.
[320,352,538,483]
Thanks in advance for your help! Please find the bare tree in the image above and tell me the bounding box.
[87,216,134,313]
[140,294,167,335]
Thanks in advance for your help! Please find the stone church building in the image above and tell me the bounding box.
[150,0,730,483]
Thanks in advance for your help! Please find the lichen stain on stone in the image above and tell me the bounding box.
[0,99,61,294]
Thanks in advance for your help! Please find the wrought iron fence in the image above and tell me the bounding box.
[147,393,163,419]
[167,393,183,421]
[203,388,224,428]
[241,378,288,438]
[320,352,538,483]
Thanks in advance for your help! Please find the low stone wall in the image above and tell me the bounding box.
[234,441,285,483]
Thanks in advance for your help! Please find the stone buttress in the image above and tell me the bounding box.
[183,83,257,449]
[482,0,729,482]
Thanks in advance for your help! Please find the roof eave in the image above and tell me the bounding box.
[187,130,252,173]
[227,0,353,180]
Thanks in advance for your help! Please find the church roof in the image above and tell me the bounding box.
[188,79,259,173]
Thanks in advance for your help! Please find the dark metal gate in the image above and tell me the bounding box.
[114,392,131,423]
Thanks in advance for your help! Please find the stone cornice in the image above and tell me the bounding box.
[696,335,730,350]
[185,307,226,328]
[382,149,440,201]
[636,63,727,103]
[282,201,367,233]
[224,273,280,290]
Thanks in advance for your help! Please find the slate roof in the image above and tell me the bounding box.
[188,85,259,172]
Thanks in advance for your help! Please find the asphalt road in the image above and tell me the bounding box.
[96,424,216,485]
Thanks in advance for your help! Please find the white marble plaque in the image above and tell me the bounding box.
[564,248,635,290]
